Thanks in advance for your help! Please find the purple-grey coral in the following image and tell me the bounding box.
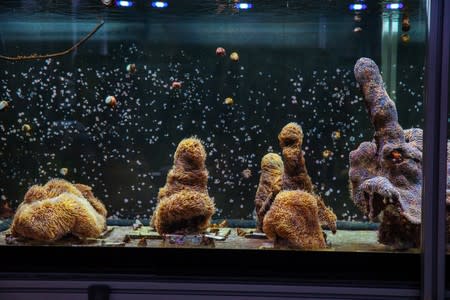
[350,57,422,249]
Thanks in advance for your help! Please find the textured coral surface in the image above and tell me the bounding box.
[254,153,284,231]
[263,190,326,249]
[153,137,215,234]
[11,179,107,241]
[257,123,336,248]
[75,183,108,218]
[278,122,313,192]
[316,196,337,234]
[350,57,422,249]
[279,123,336,233]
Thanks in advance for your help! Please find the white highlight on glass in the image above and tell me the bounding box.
[116,0,133,7]
[386,3,404,10]
[151,1,168,8]
[349,3,367,11]
[235,3,253,10]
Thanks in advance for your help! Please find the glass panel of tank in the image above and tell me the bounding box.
[448,31,450,254]
[0,0,427,251]
[447,34,450,290]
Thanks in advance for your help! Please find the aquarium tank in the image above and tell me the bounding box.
[0,0,430,252]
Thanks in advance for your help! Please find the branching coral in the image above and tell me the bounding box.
[263,190,326,249]
[11,179,107,241]
[350,57,422,249]
[152,137,215,234]
[254,153,284,231]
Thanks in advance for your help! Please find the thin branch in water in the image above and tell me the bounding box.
[0,20,105,61]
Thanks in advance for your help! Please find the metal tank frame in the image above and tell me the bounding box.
[0,0,449,299]
[422,0,450,299]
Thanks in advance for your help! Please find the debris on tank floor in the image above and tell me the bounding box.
[0,225,420,253]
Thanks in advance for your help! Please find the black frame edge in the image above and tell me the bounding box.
[422,0,449,299]
[0,246,423,285]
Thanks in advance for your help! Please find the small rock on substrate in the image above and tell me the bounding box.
[137,238,147,247]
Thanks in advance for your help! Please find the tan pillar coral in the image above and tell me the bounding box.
[263,190,326,249]
[254,153,284,231]
[278,122,336,233]
[278,122,313,192]
[152,137,215,234]
[257,122,336,249]
[11,179,107,241]
[316,196,337,234]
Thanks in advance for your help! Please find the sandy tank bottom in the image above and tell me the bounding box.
[0,222,422,253]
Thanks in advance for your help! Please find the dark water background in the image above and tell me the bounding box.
[0,0,426,221]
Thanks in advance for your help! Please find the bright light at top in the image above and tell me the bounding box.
[152,1,168,8]
[235,3,253,10]
[116,0,133,7]
[349,3,367,11]
[386,3,404,10]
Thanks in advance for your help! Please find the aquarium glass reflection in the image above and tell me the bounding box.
[447,49,450,281]
[0,0,427,251]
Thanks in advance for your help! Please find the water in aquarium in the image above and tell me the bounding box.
[0,0,428,251]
